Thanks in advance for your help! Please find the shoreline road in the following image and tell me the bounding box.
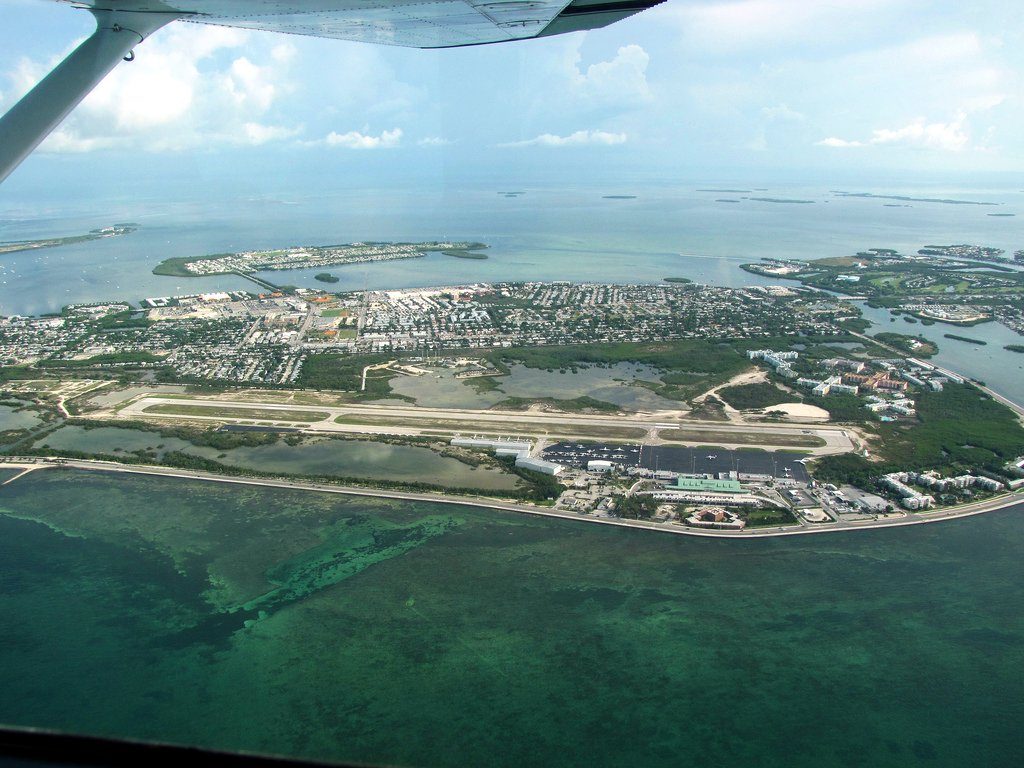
[112,395,858,455]
[1,457,1020,540]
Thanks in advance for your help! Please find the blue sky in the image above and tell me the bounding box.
[2,0,1024,196]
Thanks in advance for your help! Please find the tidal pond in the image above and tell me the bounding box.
[34,425,520,491]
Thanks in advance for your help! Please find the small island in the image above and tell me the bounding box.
[443,250,488,260]
[1005,344,1024,353]
[749,197,815,204]
[154,240,490,277]
[0,224,136,255]
[663,277,693,284]
[833,191,997,206]
[602,195,637,200]
[873,332,937,357]
[314,273,340,284]
[944,333,987,345]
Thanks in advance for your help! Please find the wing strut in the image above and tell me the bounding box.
[0,9,183,185]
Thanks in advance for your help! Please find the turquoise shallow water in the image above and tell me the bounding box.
[1,183,1021,316]
[0,468,1022,767]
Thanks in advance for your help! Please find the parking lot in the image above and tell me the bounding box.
[542,442,810,481]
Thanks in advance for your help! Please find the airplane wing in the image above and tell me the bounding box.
[0,0,665,184]
[173,0,665,49]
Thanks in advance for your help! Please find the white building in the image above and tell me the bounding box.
[516,456,563,476]
[451,437,533,453]
[880,473,935,510]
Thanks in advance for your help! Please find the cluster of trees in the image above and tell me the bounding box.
[38,351,162,369]
[717,382,794,410]
[871,332,935,357]
[296,353,401,399]
[493,395,620,413]
[92,310,152,330]
[613,495,658,520]
[71,418,282,449]
[487,339,748,376]
[814,382,1024,485]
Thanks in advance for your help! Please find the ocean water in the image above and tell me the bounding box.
[1,183,1021,315]
[0,468,1022,767]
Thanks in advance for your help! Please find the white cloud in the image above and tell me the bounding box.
[873,117,970,150]
[818,115,971,151]
[498,130,628,148]
[241,122,302,146]
[39,132,119,154]
[223,56,279,112]
[672,0,903,53]
[270,43,296,64]
[816,137,865,148]
[417,136,453,147]
[7,24,303,153]
[320,128,403,149]
[570,44,652,106]
[761,104,804,122]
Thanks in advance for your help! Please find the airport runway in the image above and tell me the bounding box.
[114,395,857,455]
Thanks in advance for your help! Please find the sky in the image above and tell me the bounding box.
[2,0,1024,198]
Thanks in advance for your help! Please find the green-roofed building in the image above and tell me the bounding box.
[672,477,744,493]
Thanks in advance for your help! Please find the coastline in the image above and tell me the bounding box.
[3,456,1020,540]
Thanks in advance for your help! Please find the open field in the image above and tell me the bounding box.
[144,404,331,422]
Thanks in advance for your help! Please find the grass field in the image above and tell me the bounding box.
[332,414,648,440]
[144,404,331,422]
